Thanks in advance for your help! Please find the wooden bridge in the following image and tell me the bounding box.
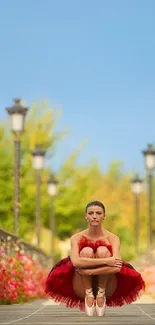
[0,296,155,325]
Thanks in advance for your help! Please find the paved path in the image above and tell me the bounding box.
[0,296,155,325]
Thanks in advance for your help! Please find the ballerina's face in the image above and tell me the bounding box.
[85,205,105,226]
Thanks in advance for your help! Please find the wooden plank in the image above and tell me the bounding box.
[0,300,155,325]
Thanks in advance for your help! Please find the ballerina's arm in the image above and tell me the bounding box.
[70,235,122,269]
[76,264,121,276]
[76,235,123,276]
[109,235,122,259]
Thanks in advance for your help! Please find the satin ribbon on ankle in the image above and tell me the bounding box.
[85,288,94,298]
[97,287,105,298]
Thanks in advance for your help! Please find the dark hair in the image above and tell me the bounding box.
[85,201,105,213]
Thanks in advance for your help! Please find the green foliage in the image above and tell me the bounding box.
[0,127,14,232]
[55,160,102,238]
[0,101,68,235]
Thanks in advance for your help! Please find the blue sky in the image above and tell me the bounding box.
[0,0,155,175]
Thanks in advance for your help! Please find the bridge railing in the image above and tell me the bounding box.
[0,228,51,268]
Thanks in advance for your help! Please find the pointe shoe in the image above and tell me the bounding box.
[96,287,106,317]
[85,288,96,316]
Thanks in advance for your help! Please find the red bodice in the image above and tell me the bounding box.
[78,235,113,255]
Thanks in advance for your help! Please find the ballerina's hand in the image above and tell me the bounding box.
[76,268,92,275]
[106,256,123,268]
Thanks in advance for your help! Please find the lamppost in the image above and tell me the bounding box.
[32,146,46,247]
[131,174,143,254]
[6,99,29,236]
[142,144,155,248]
[48,175,58,264]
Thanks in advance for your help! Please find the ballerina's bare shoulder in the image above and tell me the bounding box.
[71,229,119,245]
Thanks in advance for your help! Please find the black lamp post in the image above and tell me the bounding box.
[32,146,46,247]
[48,174,58,264]
[6,99,29,236]
[131,174,143,254]
[142,144,155,248]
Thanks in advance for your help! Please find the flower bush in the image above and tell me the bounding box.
[141,265,155,299]
[0,246,48,304]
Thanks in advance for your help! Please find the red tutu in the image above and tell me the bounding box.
[45,236,145,310]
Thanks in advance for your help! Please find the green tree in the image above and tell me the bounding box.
[0,101,68,237]
[0,127,14,230]
[55,158,102,238]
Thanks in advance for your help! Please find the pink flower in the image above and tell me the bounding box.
[0,249,48,304]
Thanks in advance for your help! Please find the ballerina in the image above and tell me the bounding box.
[45,200,145,316]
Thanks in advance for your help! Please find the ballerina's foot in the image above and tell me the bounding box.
[85,288,96,316]
[96,296,105,307]
[86,296,95,307]
[96,287,106,317]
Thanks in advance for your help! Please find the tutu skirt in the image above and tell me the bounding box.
[45,236,145,310]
